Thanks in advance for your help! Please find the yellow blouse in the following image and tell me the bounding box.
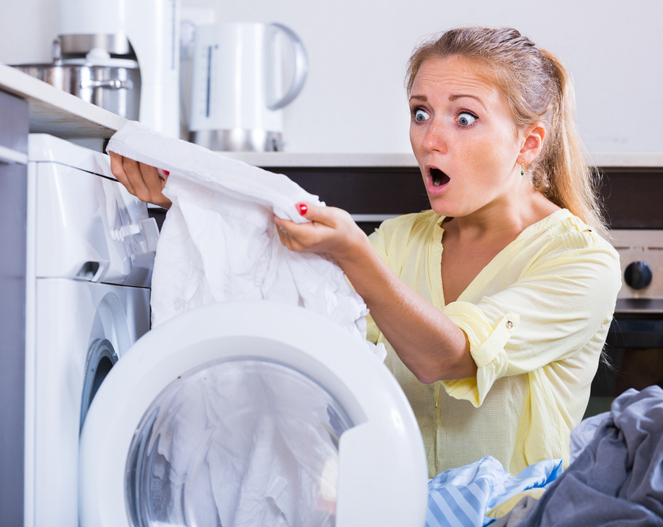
[367,209,621,477]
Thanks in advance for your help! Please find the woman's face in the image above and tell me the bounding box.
[409,55,527,219]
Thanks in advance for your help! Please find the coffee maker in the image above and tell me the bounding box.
[57,0,180,137]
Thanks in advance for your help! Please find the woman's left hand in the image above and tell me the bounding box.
[273,203,367,263]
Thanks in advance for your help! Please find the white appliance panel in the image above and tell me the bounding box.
[29,134,157,287]
[24,134,155,527]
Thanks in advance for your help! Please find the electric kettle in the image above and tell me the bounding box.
[188,22,309,152]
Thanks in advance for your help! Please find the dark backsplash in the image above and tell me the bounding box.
[267,166,663,230]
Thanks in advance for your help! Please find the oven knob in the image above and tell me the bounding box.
[624,261,653,290]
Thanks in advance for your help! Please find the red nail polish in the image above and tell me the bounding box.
[298,203,308,216]
[163,170,170,176]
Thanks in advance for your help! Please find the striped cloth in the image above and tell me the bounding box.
[427,456,562,527]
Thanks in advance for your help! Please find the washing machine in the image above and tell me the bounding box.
[24,134,159,526]
[24,134,428,525]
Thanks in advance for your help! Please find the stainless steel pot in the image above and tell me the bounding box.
[13,58,141,120]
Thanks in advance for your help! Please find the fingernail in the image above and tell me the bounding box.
[298,203,308,216]
[163,170,170,176]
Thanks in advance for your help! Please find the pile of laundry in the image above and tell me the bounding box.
[425,385,663,527]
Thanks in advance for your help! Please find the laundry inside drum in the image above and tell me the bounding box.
[125,358,353,526]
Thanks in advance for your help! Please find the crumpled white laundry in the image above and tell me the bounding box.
[142,360,344,527]
[107,121,386,361]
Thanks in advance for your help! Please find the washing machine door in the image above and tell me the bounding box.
[79,300,427,527]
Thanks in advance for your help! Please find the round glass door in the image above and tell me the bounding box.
[125,358,353,527]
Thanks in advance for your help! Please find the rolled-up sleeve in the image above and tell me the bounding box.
[440,234,622,408]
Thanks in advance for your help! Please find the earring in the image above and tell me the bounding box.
[520,163,525,176]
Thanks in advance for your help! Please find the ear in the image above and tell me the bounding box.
[518,123,546,165]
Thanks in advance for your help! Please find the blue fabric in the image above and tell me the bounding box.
[426,455,563,527]
[516,386,663,527]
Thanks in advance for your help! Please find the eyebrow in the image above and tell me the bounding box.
[449,94,486,109]
[409,93,487,110]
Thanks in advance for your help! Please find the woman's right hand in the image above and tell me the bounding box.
[109,151,172,209]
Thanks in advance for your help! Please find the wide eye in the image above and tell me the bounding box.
[413,108,430,123]
[457,112,477,126]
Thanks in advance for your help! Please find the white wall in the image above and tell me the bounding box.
[2,0,662,154]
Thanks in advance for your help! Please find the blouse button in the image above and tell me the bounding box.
[506,320,514,329]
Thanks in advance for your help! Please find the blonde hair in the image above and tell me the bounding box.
[407,26,606,236]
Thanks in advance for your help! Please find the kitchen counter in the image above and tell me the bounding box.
[2,62,662,168]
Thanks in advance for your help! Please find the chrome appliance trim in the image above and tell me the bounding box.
[611,229,663,313]
[191,129,283,152]
[58,34,133,56]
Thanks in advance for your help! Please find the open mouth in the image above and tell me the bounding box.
[430,168,450,187]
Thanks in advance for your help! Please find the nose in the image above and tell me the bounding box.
[421,118,447,153]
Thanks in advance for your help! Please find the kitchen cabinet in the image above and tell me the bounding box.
[0,86,29,526]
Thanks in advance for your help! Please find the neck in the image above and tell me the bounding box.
[446,183,560,241]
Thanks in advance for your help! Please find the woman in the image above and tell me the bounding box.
[273,26,621,477]
[112,26,621,478]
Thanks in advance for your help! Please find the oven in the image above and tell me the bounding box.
[586,166,663,417]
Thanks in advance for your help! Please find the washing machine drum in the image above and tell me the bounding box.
[79,301,428,527]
